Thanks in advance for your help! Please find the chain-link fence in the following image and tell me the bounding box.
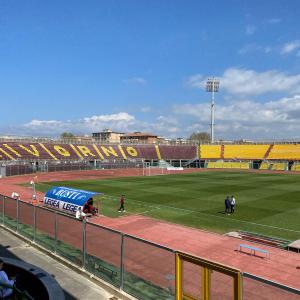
[1,195,300,300]
[1,159,144,177]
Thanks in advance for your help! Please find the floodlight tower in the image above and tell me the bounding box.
[206,77,220,143]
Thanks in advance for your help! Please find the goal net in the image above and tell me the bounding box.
[142,160,184,176]
[142,162,168,176]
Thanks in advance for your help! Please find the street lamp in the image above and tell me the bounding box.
[206,77,220,143]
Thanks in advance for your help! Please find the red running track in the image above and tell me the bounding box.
[0,169,300,299]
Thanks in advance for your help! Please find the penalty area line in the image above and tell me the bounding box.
[136,207,161,216]
[100,194,300,234]
[124,197,300,234]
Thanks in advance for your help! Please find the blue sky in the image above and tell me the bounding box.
[1,0,300,140]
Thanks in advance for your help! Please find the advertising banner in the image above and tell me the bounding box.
[44,186,101,214]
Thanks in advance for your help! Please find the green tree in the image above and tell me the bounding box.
[60,132,75,138]
[189,132,211,143]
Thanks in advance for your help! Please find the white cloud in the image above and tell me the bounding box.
[280,40,300,54]
[238,44,260,54]
[6,93,300,140]
[238,44,272,55]
[123,77,147,85]
[83,112,134,123]
[24,120,65,127]
[21,113,136,136]
[221,68,300,95]
[266,18,281,24]
[172,95,300,139]
[264,46,272,53]
[186,74,204,88]
[140,106,151,113]
[187,68,300,96]
[5,95,300,140]
[245,25,256,35]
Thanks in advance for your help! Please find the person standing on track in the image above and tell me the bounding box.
[118,194,126,212]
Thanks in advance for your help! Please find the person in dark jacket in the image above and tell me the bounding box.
[225,196,231,214]
[118,195,125,212]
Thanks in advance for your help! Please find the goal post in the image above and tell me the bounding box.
[142,161,169,176]
[142,162,151,176]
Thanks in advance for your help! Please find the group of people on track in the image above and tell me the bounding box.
[225,195,235,214]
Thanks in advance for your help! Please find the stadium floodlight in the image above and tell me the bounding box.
[206,77,220,143]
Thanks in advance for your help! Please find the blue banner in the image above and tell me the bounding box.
[44,186,101,214]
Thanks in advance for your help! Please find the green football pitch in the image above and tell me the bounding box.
[36,171,300,241]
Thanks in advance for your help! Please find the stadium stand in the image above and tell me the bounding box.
[223,145,270,160]
[158,145,196,160]
[259,162,270,170]
[271,162,287,171]
[0,142,196,162]
[263,144,273,159]
[207,161,249,169]
[291,163,300,171]
[200,145,221,159]
[134,145,159,160]
[267,144,300,160]
[2,141,300,175]
[259,162,286,171]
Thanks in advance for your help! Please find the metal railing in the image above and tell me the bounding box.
[1,195,175,300]
[1,195,300,300]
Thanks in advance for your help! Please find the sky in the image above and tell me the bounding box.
[1,0,300,140]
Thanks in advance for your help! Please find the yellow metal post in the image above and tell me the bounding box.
[176,252,241,300]
[233,272,242,300]
[176,253,183,300]
[202,268,211,300]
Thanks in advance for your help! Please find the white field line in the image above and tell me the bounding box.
[101,194,300,234]
[135,207,161,216]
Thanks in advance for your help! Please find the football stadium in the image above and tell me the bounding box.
[0,141,300,299]
[1,1,300,300]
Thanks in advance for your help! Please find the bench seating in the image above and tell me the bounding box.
[238,243,270,258]
[94,263,118,278]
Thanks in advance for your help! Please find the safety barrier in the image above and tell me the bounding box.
[1,195,300,300]
[207,161,250,169]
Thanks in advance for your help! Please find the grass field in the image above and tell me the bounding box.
[35,171,300,241]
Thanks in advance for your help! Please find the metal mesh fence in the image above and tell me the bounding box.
[0,195,3,223]
[4,197,17,230]
[5,165,35,176]
[85,223,122,287]
[35,206,56,251]
[18,201,34,239]
[182,261,202,299]
[1,160,143,176]
[242,274,300,300]
[56,214,83,266]
[1,194,300,299]
[210,270,234,299]
[123,235,175,300]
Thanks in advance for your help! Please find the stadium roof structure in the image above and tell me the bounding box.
[122,132,158,138]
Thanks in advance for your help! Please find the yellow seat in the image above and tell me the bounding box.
[223,145,269,159]
[207,161,249,169]
[200,145,221,159]
[291,164,300,171]
[267,145,300,160]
